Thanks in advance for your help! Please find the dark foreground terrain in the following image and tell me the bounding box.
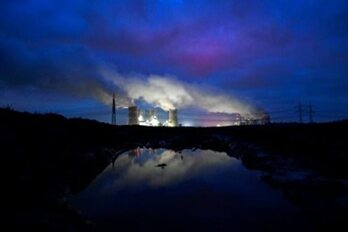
[1,108,347,231]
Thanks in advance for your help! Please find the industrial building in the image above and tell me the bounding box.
[168,109,178,127]
[127,106,178,127]
[113,95,267,127]
[240,110,271,125]
[128,106,139,125]
[125,105,269,127]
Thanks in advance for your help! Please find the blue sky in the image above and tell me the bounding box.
[1,0,348,124]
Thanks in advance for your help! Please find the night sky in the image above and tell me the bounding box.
[1,0,348,125]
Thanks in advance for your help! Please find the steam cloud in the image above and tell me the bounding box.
[101,68,255,115]
[0,30,254,116]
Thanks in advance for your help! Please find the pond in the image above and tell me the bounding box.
[71,148,311,231]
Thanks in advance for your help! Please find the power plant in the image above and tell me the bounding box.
[126,106,178,127]
[112,95,268,127]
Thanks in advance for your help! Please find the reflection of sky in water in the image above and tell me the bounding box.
[71,149,305,231]
[110,149,234,188]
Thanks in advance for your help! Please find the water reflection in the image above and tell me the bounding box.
[71,148,301,231]
[110,148,233,188]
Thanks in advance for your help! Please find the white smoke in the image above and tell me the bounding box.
[101,68,254,115]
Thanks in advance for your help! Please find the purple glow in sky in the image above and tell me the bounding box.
[1,0,348,124]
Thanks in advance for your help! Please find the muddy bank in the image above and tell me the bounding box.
[1,108,348,230]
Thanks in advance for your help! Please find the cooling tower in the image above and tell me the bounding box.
[168,109,178,127]
[128,106,139,125]
[145,109,155,121]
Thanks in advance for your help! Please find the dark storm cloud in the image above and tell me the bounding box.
[0,31,118,103]
[1,0,348,121]
[0,1,131,105]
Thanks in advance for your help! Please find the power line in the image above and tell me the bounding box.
[294,102,315,123]
[295,102,303,123]
[111,93,116,125]
[309,102,314,123]
[39,99,348,124]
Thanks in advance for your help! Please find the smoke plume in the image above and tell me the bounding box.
[101,68,255,115]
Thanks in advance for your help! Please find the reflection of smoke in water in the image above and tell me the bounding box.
[112,148,234,187]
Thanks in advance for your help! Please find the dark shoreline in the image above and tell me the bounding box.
[1,108,348,231]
